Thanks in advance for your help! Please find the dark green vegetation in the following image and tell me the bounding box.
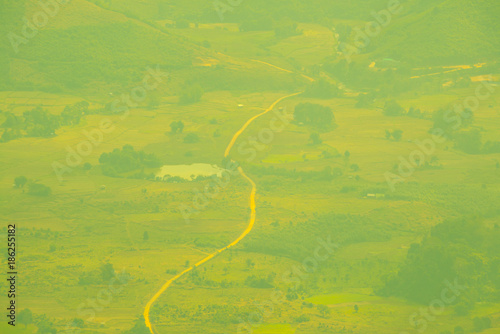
[1,102,88,142]
[0,0,499,334]
[99,145,162,177]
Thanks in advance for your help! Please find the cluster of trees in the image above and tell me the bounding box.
[431,107,474,136]
[430,108,500,154]
[385,129,403,141]
[1,102,89,142]
[170,120,185,134]
[294,103,334,129]
[245,208,390,261]
[324,58,422,97]
[154,303,251,326]
[99,144,162,177]
[379,217,500,307]
[303,78,340,99]
[382,101,426,118]
[383,100,406,116]
[77,262,127,286]
[473,317,493,332]
[179,85,204,105]
[244,275,274,288]
[274,21,302,39]
[28,183,52,197]
[453,129,500,155]
[309,132,322,145]
[13,176,52,196]
[123,316,150,334]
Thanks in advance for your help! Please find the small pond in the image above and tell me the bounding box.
[156,163,225,181]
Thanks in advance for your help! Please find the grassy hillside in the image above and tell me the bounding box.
[0,1,499,334]
[373,0,500,65]
[1,0,197,91]
[0,0,303,96]
[87,0,392,22]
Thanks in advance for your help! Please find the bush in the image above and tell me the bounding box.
[473,317,491,332]
[294,103,334,128]
[294,314,310,323]
[179,85,203,105]
[184,133,200,143]
[175,19,189,29]
[304,78,340,99]
[14,176,27,188]
[384,100,405,116]
[28,183,51,196]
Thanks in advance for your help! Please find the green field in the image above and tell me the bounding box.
[0,1,499,334]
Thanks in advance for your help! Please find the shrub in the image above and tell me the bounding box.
[28,183,51,196]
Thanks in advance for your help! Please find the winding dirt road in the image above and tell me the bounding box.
[143,92,301,334]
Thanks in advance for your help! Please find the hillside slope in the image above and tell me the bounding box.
[372,0,500,65]
[0,0,301,95]
[0,0,200,92]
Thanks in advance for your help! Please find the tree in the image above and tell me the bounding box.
[170,121,179,134]
[184,133,200,143]
[246,259,255,269]
[310,132,322,145]
[384,100,405,116]
[18,309,33,328]
[454,129,482,154]
[179,85,203,105]
[36,317,57,334]
[294,103,334,128]
[385,129,403,141]
[14,176,27,188]
[473,317,491,332]
[392,129,403,141]
[123,315,150,334]
[317,304,331,318]
[304,78,339,99]
[385,130,392,140]
[100,263,115,281]
[355,93,374,108]
[28,183,51,196]
[177,121,184,133]
[274,20,301,39]
[175,19,189,29]
[72,318,85,328]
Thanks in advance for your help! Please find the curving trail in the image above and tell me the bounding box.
[224,92,302,157]
[250,59,315,82]
[143,91,301,334]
